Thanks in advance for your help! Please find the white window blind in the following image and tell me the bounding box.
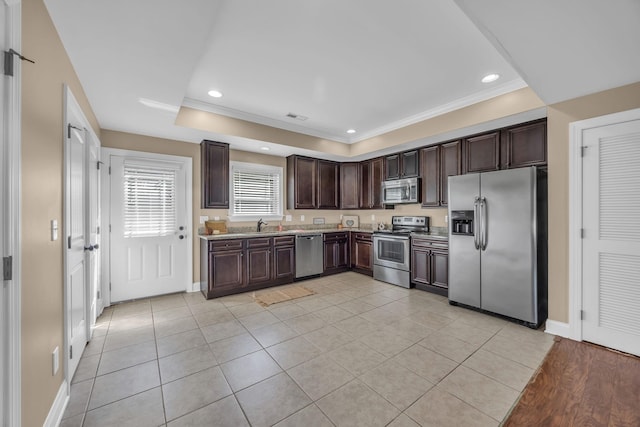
[230,162,283,220]
[123,165,177,237]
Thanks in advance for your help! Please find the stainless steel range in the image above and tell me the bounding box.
[373,216,429,288]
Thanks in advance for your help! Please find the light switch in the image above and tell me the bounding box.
[371,214,375,221]
[199,216,209,224]
[300,215,305,221]
[214,216,220,220]
[285,215,292,222]
[51,220,58,241]
[52,346,59,375]
[445,215,448,224]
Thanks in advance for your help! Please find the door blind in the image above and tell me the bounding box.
[123,165,177,238]
[232,168,281,216]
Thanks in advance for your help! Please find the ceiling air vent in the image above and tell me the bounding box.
[286,112,308,121]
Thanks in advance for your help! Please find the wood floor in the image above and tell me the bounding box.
[503,337,640,427]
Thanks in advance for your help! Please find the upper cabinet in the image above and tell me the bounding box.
[359,157,384,209]
[421,141,462,208]
[340,163,359,209]
[287,155,339,210]
[500,119,547,169]
[465,119,547,174]
[464,131,500,174]
[201,140,229,208]
[385,150,419,180]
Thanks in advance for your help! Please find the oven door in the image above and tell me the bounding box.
[373,234,410,271]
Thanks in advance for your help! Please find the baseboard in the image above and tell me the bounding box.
[43,380,68,427]
[188,281,201,293]
[545,319,571,338]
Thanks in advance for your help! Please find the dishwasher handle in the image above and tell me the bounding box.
[297,234,321,240]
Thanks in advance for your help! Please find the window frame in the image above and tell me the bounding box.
[228,161,284,222]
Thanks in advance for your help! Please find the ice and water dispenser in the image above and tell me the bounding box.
[451,210,474,236]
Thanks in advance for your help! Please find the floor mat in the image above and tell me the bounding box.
[253,286,316,307]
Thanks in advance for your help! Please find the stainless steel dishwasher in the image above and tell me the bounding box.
[295,234,324,278]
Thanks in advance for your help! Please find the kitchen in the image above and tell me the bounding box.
[8,0,640,426]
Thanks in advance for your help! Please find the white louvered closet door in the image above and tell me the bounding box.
[582,119,640,356]
[109,155,189,302]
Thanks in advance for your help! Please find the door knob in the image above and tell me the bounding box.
[179,235,185,240]
[179,226,184,231]
[83,245,94,251]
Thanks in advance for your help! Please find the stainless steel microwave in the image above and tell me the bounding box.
[381,177,421,204]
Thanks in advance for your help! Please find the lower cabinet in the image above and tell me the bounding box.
[351,232,373,276]
[323,232,350,274]
[201,235,295,299]
[411,236,449,296]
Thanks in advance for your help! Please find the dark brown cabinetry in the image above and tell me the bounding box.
[420,141,461,208]
[464,119,547,173]
[340,163,360,209]
[500,119,547,169]
[351,232,373,276]
[385,150,419,180]
[411,236,449,296]
[201,235,295,299]
[359,157,384,209]
[201,140,229,208]
[323,232,350,274]
[287,155,339,209]
[464,132,500,173]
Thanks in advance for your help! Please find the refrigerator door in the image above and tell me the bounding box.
[480,167,537,323]
[448,173,481,308]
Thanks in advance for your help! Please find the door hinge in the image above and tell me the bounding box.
[68,235,72,249]
[69,345,73,359]
[109,224,112,233]
[97,226,100,235]
[67,123,83,139]
[580,228,585,239]
[109,282,112,291]
[108,166,111,175]
[581,146,587,157]
[580,310,584,320]
[97,160,103,170]
[3,49,35,76]
[2,256,12,280]
[97,291,101,299]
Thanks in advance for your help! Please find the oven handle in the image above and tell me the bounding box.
[473,196,480,250]
[373,234,410,241]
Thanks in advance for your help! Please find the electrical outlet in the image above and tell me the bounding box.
[214,216,220,220]
[199,216,209,224]
[300,215,305,222]
[51,219,58,241]
[52,346,59,375]
[371,214,375,221]
[445,215,448,224]
[285,215,292,222]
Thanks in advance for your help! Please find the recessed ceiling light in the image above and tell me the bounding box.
[260,146,270,151]
[346,129,356,134]
[481,73,500,83]
[207,90,223,98]
[138,98,179,113]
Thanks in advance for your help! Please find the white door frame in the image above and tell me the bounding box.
[568,107,640,341]
[2,0,22,425]
[63,86,100,388]
[101,147,193,306]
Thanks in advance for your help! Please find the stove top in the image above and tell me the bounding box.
[374,215,430,235]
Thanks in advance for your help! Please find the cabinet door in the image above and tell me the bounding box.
[411,248,431,286]
[210,250,243,290]
[289,156,317,209]
[201,140,229,208]
[465,132,500,173]
[336,239,350,268]
[340,163,359,209]
[354,240,372,271]
[246,247,271,286]
[401,150,419,178]
[317,160,339,209]
[323,241,337,271]
[385,154,400,180]
[440,141,462,206]
[430,250,448,289]
[273,245,295,281]
[420,146,440,207]
[359,161,372,209]
[501,120,547,169]
[370,157,385,209]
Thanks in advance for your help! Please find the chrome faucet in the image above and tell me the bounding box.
[257,218,268,232]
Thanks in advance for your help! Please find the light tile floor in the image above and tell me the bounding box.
[60,272,555,427]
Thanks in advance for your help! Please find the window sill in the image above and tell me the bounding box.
[227,215,284,223]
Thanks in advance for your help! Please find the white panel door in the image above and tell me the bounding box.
[583,119,640,356]
[109,155,189,302]
[87,135,100,327]
[66,124,88,378]
[0,0,6,418]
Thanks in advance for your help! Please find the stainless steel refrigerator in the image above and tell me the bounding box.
[448,167,547,328]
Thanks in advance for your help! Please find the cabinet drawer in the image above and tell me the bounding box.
[353,232,372,242]
[411,238,448,249]
[209,239,243,251]
[274,235,295,246]
[324,232,348,242]
[246,237,272,248]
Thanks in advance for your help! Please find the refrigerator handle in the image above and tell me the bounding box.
[481,197,488,250]
[473,196,481,250]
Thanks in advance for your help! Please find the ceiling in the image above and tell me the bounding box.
[44,0,640,159]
